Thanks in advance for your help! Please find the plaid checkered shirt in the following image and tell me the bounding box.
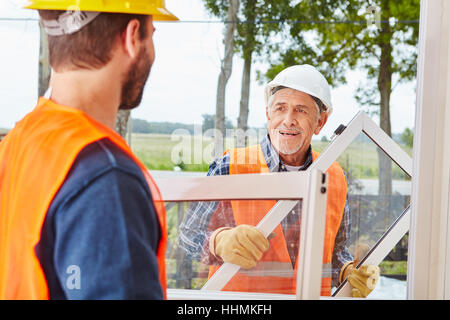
[178,134,353,287]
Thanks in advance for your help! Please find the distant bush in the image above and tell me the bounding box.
[132,118,196,135]
[131,114,235,135]
[400,127,414,148]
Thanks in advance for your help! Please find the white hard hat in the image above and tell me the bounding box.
[264,64,333,115]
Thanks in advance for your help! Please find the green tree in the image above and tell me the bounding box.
[202,113,234,132]
[132,118,152,133]
[131,118,196,134]
[321,135,329,142]
[264,0,420,196]
[206,0,239,156]
[400,127,414,148]
[203,0,291,145]
[202,113,216,132]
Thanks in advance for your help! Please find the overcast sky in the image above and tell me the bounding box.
[0,0,417,139]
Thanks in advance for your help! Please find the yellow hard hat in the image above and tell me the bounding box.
[24,0,179,21]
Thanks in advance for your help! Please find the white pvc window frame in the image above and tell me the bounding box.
[407,0,450,300]
[156,0,450,299]
[156,110,413,300]
[156,169,329,300]
[310,111,413,298]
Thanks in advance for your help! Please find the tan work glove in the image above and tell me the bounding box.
[339,244,380,298]
[210,225,269,269]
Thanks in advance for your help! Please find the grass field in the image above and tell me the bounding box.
[131,133,215,172]
[130,133,412,179]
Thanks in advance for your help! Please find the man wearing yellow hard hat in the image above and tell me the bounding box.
[0,1,177,299]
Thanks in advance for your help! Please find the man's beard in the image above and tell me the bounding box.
[271,126,304,155]
[119,46,152,110]
[277,140,302,155]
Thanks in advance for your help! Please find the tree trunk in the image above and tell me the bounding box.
[377,4,393,198]
[115,110,131,142]
[236,52,252,147]
[236,0,256,148]
[214,0,239,157]
[38,25,51,97]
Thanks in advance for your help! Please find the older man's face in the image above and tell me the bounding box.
[266,88,327,157]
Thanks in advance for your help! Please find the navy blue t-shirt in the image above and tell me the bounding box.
[35,138,163,299]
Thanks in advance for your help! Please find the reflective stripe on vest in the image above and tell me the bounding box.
[0,98,167,299]
[208,144,347,296]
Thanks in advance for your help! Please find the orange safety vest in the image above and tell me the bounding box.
[0,98,167,300]
[208,144,347,296]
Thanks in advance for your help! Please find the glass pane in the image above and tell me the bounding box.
[167,199,315,295]
[165,201,210,290]
[330,132,411,299]
[368,233,408,299]
[211,200,302,295]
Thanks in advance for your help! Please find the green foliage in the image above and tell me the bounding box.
[202,114,234,132]
[201,114,215,132]
[132,118,196,135]
[400,127,414,148]
[262,0,420,115]
[202,0,292,65]
[132,116,234,135]
[379,260,407,275]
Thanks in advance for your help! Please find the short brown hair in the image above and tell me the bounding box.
[39,10,149,71]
